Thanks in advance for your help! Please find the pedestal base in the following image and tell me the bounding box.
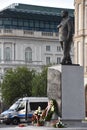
[47,65,85,120]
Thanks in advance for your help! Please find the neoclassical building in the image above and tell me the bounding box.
[74,0,87,115]
[0,3,74,76]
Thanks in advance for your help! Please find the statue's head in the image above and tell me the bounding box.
[61,10,68,18]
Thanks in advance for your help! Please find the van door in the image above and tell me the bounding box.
[29,101,48,121]
[17,100,26,122]
[26,101,33,122]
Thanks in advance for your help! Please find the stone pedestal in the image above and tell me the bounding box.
[47,65,85,120]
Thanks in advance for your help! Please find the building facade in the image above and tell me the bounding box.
[74,0,87,115]
[0,3,74,76]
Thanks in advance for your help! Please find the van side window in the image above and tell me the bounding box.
[30,102,48,110]
[17,101,25,111]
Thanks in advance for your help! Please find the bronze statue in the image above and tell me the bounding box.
[57,10,73,65]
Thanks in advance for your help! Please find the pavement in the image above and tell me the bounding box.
[0,119,84,129]
[1,120,87,130]
[1,125,87,130]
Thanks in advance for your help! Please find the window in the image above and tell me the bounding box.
[17,101,25,110]
[25,47,32,62]
[46,57,50,64]
[40,21,44,28]
[45,22,49,28]
[35,21,39,28]
[57,46,61,52]
[4,47,11,61]
[13,20,17,26]
[46,46,50,51]
[18,20,23,26]
[3,18,11,25]
[57,57,61,64]
[30,102,47,111]
[0,20,3,25]
[29,20,34,27]
[0,48,1,61]
[50,22,54,29]
[24,21,28,27]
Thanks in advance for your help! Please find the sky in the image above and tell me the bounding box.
[0,0,74,10]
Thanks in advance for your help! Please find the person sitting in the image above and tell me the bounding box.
[32,106,42,124]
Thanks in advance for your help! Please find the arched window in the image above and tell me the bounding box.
[4,47,11,61]
[25,47,32,62]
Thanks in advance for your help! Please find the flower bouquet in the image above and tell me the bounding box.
[53,117,65,128]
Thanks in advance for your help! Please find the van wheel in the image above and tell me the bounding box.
[12,117,19,125]
[5,122,10,125]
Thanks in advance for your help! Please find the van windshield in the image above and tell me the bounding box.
[9,101,21,110]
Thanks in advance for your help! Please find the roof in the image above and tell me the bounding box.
[18,97,49,102]
[1,3,74,17]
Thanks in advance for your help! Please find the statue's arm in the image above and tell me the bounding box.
[57,23,63,29]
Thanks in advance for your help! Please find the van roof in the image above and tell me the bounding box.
[18,97,49,102]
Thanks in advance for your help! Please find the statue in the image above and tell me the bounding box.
[57,10,73,65]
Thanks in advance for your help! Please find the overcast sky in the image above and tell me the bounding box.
[0,0,74,10]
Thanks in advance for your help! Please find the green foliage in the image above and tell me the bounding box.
[0,67,35,106]
[32,66,48,97]
[0,66,48,107]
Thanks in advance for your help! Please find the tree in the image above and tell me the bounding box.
[32,66,48,97]
[0,66,48,108]
[0,67,35,106]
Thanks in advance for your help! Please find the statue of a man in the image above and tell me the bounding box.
[57,10,73,64]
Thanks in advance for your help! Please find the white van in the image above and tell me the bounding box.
[0,97,48,125]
